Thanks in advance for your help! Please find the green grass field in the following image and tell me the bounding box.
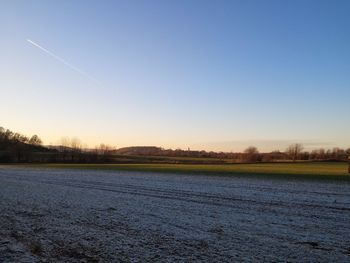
[22,162,350,180]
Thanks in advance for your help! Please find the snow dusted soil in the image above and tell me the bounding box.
[0,167,349,262]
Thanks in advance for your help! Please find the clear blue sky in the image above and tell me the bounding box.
[1,0,349,151]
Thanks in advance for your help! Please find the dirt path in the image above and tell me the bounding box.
[0,167,349,262]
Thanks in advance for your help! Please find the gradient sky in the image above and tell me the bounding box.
[1,0,350,152]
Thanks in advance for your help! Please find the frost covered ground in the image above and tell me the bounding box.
[0,166,349,262]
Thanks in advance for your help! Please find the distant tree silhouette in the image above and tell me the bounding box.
[59,137,71,161]
[70,137,82,162]
[286,144,303,161]
[243,146,260,162]
[346,148,350,155]
[29,135,42,146]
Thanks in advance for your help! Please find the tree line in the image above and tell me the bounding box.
[0,126,349,163]
[222,144,349,163]
[0,127,47,162]
[112,145,350,163]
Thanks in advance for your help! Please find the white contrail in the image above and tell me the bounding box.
[27,39,100,84]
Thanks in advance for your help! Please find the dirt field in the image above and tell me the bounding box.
[0,166,349,262]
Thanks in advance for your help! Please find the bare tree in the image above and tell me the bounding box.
[59,137,71,149]
[98,143,114,161]
[344,148,350,173]
[12,133,28,143]
[29,135,42,146]
[59,137,71,161]
[286,143,303,161]
[98,144,111,155]
[71,137,82,152]
[243,146,260,162]
[70,137,82,162]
